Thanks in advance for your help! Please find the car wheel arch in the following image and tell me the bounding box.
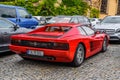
[71,42,86,67]
[101,36,108,52]
[77,42,86,58]
[103,35,109,46]
[106,35,109,44]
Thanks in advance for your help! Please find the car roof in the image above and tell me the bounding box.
[45,23,81,27]
[0,4,24,9]
[56,15,86,18]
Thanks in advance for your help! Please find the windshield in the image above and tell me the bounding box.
[47,17,71,23]
[101,17,120,24]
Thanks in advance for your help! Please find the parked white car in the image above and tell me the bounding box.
[33,16,46,25]
[90,18,101,26]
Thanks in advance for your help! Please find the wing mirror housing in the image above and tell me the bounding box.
[95,31,100,34]
[13,24,19,31]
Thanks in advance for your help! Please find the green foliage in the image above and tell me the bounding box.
[0,0,99,17]
[0,0,14,2]
[0,2,15,5]
[40,0,57,16]
[90,8,99,18]
[42,0,89,16]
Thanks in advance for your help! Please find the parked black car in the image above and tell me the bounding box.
[0,17,32,53]
[47,15,92,28]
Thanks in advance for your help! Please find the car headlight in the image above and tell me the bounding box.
[116,28,120,33]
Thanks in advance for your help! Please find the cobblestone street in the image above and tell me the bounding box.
[0,44,120,80]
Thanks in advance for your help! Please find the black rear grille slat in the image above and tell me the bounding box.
[20,40,54,49]
[11,40,69,50]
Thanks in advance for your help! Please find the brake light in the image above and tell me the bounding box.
[11,39,21,45]
[53,42,69,50]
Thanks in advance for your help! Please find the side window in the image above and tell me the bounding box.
[0,19,14,28]
[84,17,90,24]
[70,18,79,23]
[70,18,75,23]
[78,17,84,23]
[82,26,95,35]
[84,17,89,22]
[77,27,87,35]
[0,7,16,18]
[74,18,79,23]
[18,9,29,18]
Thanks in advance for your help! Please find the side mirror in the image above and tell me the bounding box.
[25,14,32,18]
[13,25,19,31]
[95,31,100,34]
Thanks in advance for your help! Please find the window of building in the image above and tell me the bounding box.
[100,0,108,13]
[117,0,120,14]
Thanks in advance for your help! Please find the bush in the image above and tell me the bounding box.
[90,8,99,18]
[0,0,99,17]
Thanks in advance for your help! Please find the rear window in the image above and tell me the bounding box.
[0,7,16,18]
[45,26,71,32]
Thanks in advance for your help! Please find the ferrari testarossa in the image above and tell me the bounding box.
[10,23,109,67]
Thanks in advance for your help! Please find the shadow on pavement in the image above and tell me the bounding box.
[16,56,74,68]
[109,41,120,44]
[0,51,15,58]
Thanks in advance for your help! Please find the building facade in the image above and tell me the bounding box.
[91,0,119,19]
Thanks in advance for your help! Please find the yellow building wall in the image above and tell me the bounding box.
[100,0,118,19]
[107,0,118,16]
[91,0,118,19]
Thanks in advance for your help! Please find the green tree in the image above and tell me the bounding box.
[0,0,99,17]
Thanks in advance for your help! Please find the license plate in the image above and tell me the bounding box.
[27,50,44,56]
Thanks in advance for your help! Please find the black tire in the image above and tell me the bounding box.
[71,44,85,67]
[101,37,108,52]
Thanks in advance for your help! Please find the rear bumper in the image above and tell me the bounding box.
[10,45,74,62]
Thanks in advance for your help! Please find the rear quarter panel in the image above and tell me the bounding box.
[63,35,91,61]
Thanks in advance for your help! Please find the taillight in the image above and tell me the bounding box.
[53,42,69,50]
[11,39,21,45]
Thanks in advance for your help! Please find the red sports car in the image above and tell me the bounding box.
[10,23,109,67]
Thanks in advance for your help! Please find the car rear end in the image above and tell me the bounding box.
[10,24,78,62]
[10,37,72,62]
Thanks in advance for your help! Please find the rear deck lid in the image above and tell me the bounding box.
[28,32,64,38]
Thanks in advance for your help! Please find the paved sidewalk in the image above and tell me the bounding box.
[0,44,120,80]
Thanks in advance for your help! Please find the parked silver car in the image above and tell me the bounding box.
[47,15,92,28]
[0,17,32,53]
[94,16,120,41]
